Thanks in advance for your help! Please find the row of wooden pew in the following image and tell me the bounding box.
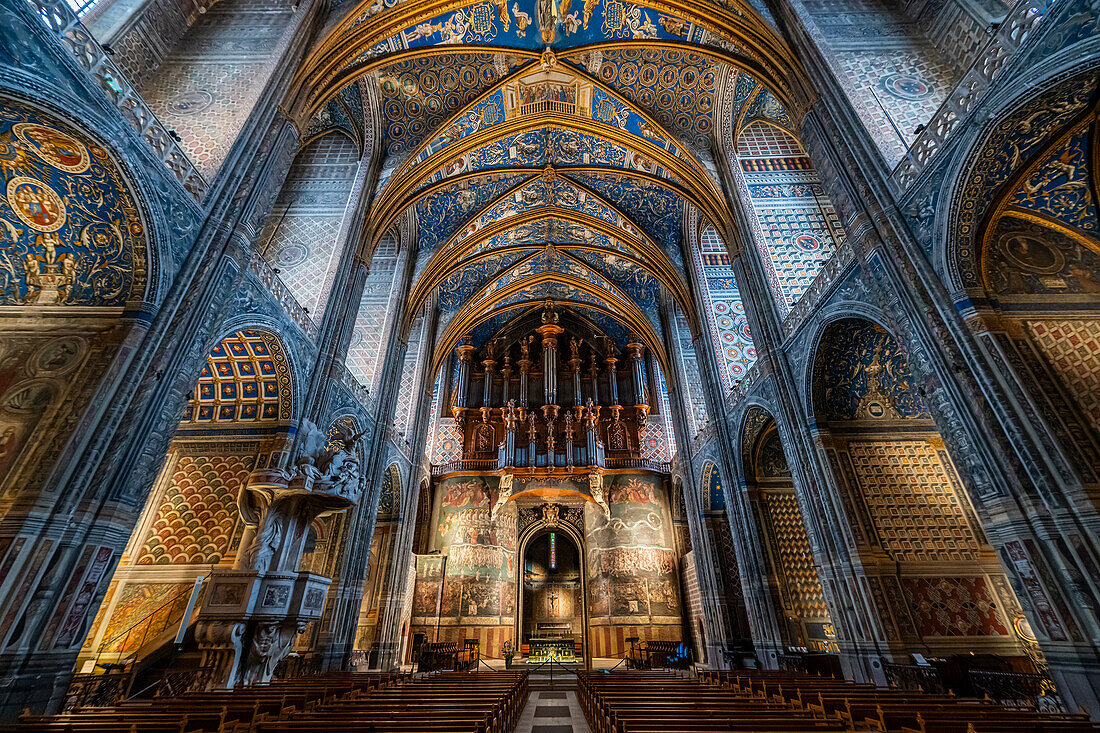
[9,670,528,733]
[578,669,1098,733]
[702,670,1093,732]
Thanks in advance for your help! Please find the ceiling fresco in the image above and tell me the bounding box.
[290,0,811,385]
[378,52,514,162]
[583,49,719,154]
[183,330,294,424]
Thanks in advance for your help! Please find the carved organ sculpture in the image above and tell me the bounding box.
[451,301,652,470]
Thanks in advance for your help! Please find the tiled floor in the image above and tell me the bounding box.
[515,690,591,733]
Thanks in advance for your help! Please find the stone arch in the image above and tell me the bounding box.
[799,304,898,423]
[0,95,174,505]
[697,459,752,644]
[514,518,587,659]
[739,405,833,652]
[76,327,299,670]
[932,60,1100,491]
[809,316,1031,662]
[0,93,163,306]
[939,58,1100,294]
[211,317,302,422]
[352,461,403,654]
[183,329,295,426]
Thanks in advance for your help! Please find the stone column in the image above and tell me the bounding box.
[654,294,742,665]
[373,303,442,671]
[0,0,321,705]
[710,132,881,676]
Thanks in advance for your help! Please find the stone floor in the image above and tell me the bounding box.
[515,689,591,733]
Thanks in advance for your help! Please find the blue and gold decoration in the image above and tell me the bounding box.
[814,319,930,422]
[0,100,145,306]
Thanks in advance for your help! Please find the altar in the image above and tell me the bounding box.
[527,637,576,663]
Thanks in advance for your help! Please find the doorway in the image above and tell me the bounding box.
[518,527,585,662]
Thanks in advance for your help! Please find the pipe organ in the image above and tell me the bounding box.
[451,302,651,469]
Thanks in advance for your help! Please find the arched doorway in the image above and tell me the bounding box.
[516,524,586,663]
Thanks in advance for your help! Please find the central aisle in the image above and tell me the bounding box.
[514,689,592,733]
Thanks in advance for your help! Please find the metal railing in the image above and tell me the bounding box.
[969,669,1061,711]
[26,0,207,200]
[248,255,319,339]
[430,458,499,475]
[603,457,671,472]
[891,0,1056,191]
[883,662,947,693]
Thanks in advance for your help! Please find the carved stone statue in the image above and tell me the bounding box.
[312,429,366,501]
[240,621,305,686]
[491,472,513,521]
[238,421,367,575]
[542,502,560,526]
[541,298,559,324]
[588,472,609,516]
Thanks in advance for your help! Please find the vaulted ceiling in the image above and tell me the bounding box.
[289,0,808,376]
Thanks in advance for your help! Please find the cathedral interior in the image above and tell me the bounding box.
[0,0,1099,728]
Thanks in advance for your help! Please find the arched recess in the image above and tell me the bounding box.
[946,72,1100,499]
[730,118,845,317]
[259,130,362,324]
[811,317,1034,664]
[0,97,154,517]
[741,407,833,651]
[699,461,753,645]
[669,476,705,662]
[77,328,297,671]
[354,463,403,653]
[514,521,586,660]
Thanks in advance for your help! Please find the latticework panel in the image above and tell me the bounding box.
[762,489,828,620]
[847,440,981,562]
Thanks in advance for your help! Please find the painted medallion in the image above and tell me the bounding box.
[6,177,66,232]
[14,123,89,173]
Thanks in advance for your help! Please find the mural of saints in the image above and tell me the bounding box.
[0,101,145,306]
